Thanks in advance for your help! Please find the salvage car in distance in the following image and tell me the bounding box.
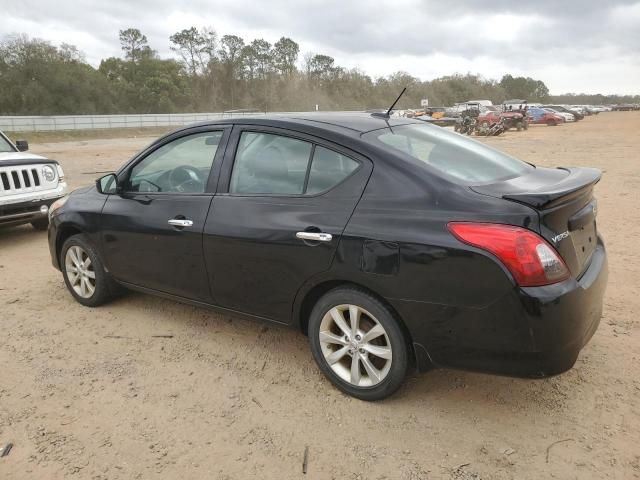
[48,113,608,400]
[0,130,67,230]
[477,108,527,131]
[527,107,565,126]
[543,105,584,121]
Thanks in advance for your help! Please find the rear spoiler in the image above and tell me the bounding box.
[471,167,602,209]
[503,167,601,209]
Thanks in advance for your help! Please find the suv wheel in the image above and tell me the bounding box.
[61,234,116,307]
[308,287,409,401]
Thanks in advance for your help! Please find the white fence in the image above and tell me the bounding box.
[0,112,272,132]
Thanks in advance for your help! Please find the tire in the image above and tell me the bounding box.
[547,120,557,126]
[31,217,49,231]
[308,287,409,401]
[61,234,117,307]
[516,121,523,131]
[524,120,529,130]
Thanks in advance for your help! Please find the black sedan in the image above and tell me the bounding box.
[47,113,608,400]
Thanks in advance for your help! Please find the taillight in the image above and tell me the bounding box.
[447,222,570,287]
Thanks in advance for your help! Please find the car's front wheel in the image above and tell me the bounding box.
[61,234,116,307]
[308,287,409,401]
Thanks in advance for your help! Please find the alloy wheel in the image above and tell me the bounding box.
[65,245,96,298]
[318,304,392,387]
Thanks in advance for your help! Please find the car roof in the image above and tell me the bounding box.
[188,112,421,136]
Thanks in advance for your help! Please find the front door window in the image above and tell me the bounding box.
[127,131,223,193]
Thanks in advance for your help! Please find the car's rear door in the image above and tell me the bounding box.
[100,127,230,301]
[203,126,372,322]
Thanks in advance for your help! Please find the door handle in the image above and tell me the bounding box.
[296,231,332,242]
[168,218,194,228]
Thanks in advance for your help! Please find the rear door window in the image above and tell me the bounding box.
[229,132,360,195]
[230,132,312,194]
[363,123,532,184]
[306,146,359,194]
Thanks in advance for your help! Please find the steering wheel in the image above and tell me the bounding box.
[168,165,205,193]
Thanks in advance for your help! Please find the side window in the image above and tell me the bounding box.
[127,131,222,193]
[306,146,359,194]
[230,132,312,194]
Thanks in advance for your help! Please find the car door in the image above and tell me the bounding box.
[530,108,543,122]
[203,126,373,322]
[100,127,230,301]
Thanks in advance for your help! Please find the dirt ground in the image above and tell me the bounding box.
[1,113,639,480]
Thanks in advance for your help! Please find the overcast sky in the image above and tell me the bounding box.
[2,0,639,94]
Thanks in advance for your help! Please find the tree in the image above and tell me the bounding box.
[250,39,272,79]
[0,35,116,115]
[499,74,550,102]
[170,26,217,76]
[219,34,244,67]
[273,37,299,76]
[119,28,153,63]
[4,31,633,116]
[240,44,258,80]
[219,35,245,108]
[308,54,336,81]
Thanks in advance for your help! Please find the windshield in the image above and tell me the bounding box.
[0,134,15,153]
[363,123,533,184]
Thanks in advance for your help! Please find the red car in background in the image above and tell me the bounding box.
[527,107,565,126]
[477,107,528,131]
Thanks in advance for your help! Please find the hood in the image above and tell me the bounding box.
[0,151,50,165]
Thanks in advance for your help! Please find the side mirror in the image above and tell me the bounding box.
[15,140,29,152]
[96,173,119,194]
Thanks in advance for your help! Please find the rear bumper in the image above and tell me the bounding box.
[395,237,608,377]
[0,194,64,228]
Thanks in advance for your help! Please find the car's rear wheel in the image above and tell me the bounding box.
[516,121,523,131]
[61,234,116,307]
[31,217,49,231]
[308,287,409,401]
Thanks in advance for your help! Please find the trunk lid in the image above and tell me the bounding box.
[472,166,601,277]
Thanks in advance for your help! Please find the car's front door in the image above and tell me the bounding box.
[101,127,229,301]
[203,127,372,322]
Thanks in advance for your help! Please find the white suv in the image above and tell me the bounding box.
[0,131,67,230]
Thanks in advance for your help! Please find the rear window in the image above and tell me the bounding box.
[363,123,532,184]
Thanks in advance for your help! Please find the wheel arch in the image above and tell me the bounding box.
[295,279,426,369]
[55,224,85,267]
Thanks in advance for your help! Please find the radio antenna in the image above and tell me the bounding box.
[371,87,407,118]
[386,87,407,116]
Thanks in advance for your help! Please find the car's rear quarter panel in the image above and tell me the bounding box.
[320,154,545,369]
